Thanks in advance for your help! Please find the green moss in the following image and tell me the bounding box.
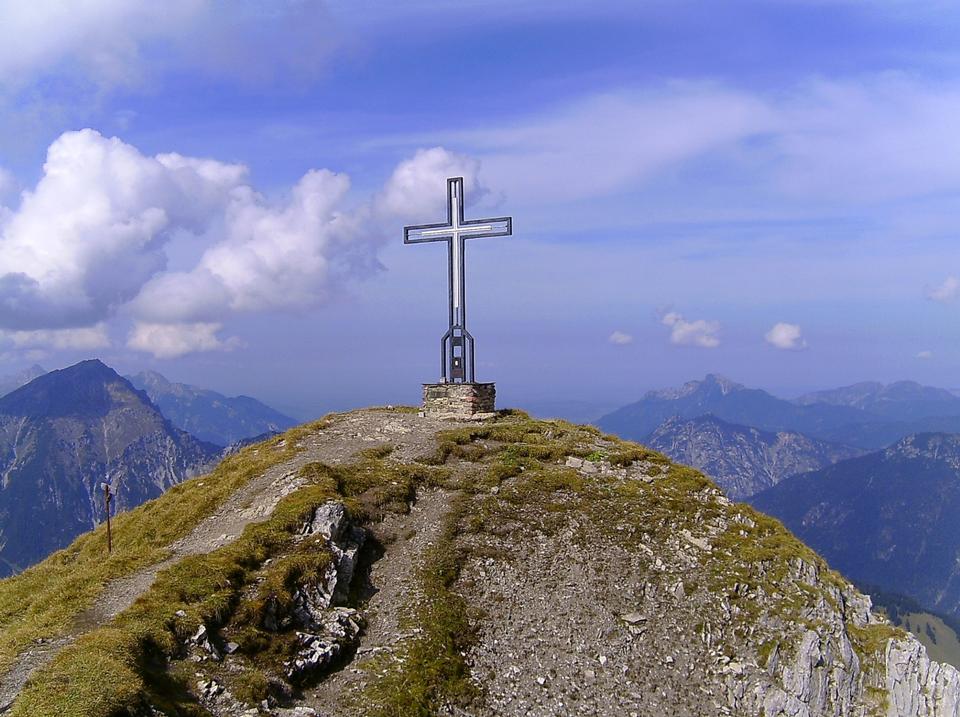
[758,639,778,668]
[232,668,271,703]
[300,457,452,523]
[10,479,342,716]
[234,542,333,629]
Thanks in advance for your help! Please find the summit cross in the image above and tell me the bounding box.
[404,177,512,383]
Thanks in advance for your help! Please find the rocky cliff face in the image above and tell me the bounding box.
[647,414,863,499]
[2,410,959,716]
[0,359,219,576]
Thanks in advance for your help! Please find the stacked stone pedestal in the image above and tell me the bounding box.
[423,382,495,420]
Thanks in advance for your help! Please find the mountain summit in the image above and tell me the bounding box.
[0,360,218,576]
[0,409,956,716]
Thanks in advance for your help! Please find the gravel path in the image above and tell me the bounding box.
[0,409,449,713]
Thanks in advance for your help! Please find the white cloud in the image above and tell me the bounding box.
[377,147,486,219]
[127,322,236,359]
[608,330,633,345]
[0,2,339,90]
[449,86,773,204]
[0,129,481,357]
[927,276,960,303]
[131,168,362,323]
[772,76,960,202]
[1,324,109,351]
[0,129,247,330]
[917,350,933,359]
[661,311,720,348]
[395,75,960,209]
[765,322,807,351]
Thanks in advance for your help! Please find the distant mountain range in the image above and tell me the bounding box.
[598,374,960,450]
[795,380,960,421]
[601,373,960,629]
[0,360,219,576]
[646,414,863,499]
[0,364,45,398]
[753,433,960,620]
[126,370,296,447]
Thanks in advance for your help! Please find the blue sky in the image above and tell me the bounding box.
[1,1,960,418]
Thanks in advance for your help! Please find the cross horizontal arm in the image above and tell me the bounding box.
[404,216,512,244]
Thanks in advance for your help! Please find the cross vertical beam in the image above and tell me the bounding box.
[404,177,512,383]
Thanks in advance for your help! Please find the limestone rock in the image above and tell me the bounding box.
[284,608,363,684]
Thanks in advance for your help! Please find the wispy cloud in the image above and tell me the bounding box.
[916,349,933,359]
[608,330,633,345]
[0,324,109,351]
[927,276,960,303]
[0,2,340,91]
[764,322,807,350]
[385,75,960,211]
[661,311,720,348]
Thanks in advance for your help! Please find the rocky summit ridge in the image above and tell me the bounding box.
[0,408,957,716]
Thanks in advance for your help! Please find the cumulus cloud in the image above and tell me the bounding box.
[764,322,807,351]
[377,147,486,219]
[0,129,247,331]
[608,330,633,345]
[661,311,720,348]
[127,322,237,359]
[0,324,109,351]
[927,276,960,303]
[917,350,933,359]
[0,129,479,357]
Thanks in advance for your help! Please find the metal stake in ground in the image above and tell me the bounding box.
[101,482,114,553]
[403,177,512,383]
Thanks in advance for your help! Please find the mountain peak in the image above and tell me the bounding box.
[128,369,174,393]
[0,359,133,418]
[648,374,744,400]
[703,373,743,394]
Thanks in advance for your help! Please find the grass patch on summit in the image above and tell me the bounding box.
[0,417,334,675]
[11,442,456,716]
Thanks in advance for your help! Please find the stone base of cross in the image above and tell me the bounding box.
[421,382,496,420]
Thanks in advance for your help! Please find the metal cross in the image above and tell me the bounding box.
[404,177,512,383]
